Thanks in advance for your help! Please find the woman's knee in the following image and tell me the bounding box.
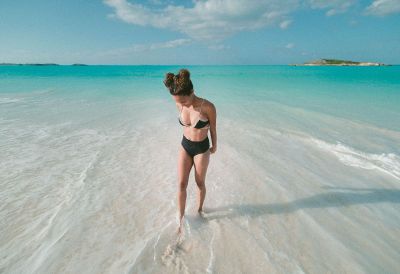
[178,180,188,191]
[195,179,205,189]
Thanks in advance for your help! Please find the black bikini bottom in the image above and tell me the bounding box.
[181,135,210,158]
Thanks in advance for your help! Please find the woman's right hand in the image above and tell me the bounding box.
[209,146,217,154]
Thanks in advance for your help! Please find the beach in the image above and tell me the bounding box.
[1,65,399,273]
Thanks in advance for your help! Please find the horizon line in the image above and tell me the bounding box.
[0,63,398,66]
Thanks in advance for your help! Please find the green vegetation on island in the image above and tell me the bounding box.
[0,63,60,66]
[0,63,89,66]
[291,59,389,66]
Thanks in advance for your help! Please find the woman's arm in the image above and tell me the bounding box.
[208,102,217,153]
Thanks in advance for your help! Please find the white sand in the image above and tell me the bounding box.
[1,97,399,273]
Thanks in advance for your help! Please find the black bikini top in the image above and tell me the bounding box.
[178,98,210,129]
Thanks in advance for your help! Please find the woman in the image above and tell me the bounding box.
[163,69,217,234]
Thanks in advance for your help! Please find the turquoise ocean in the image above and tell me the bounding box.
[1,65,399,273]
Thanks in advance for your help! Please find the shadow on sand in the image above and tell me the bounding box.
[202,186,400,221]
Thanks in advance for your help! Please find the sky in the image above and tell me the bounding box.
[0,0,399,65]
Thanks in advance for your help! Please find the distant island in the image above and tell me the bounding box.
[290,59,389,66]
[0,63,88,66]
[0,63,60,66]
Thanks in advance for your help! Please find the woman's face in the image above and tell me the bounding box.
[172,93,193,107]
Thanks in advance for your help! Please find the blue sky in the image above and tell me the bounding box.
[0,0,399,65]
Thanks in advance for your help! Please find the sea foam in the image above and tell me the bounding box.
[310,137,400,180]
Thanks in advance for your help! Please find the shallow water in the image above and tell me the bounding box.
[1,65,400,273]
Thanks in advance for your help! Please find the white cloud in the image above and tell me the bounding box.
[147,0,162,5]
[365,0,400,16]
[307,0,356,16]
[208,44,231,50]
[279,19,292,29]
[349,19,358,25]
[104,0,299,41]
[104,0,368,43]
[98,38,192,57]
[150,38,192,49]
[285,43,295,49]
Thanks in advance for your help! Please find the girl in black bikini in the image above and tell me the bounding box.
[163,69,217,234]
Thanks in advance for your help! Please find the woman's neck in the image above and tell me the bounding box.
[185,94,199,108]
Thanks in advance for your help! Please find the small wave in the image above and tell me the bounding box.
[33,88,55,95]
[206,231,215,274]
[310,138,400,180]
[0,97,22,104]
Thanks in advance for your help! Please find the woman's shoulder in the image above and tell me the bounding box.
[200,98,216,113]
[200,97,213,107]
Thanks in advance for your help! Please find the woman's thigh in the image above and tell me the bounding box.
[178,146,194,185]
[193,150,210,184]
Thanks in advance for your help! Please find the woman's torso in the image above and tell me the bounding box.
[177,98,210,141]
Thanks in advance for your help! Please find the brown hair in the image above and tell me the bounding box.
[163,68,193,96]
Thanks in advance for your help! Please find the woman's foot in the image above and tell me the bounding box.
[176,215,184,235]
[198,208,206,218]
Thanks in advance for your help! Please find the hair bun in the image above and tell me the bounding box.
[163,69,193,96]
[178,69,190,80]
[163,72,175,89]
